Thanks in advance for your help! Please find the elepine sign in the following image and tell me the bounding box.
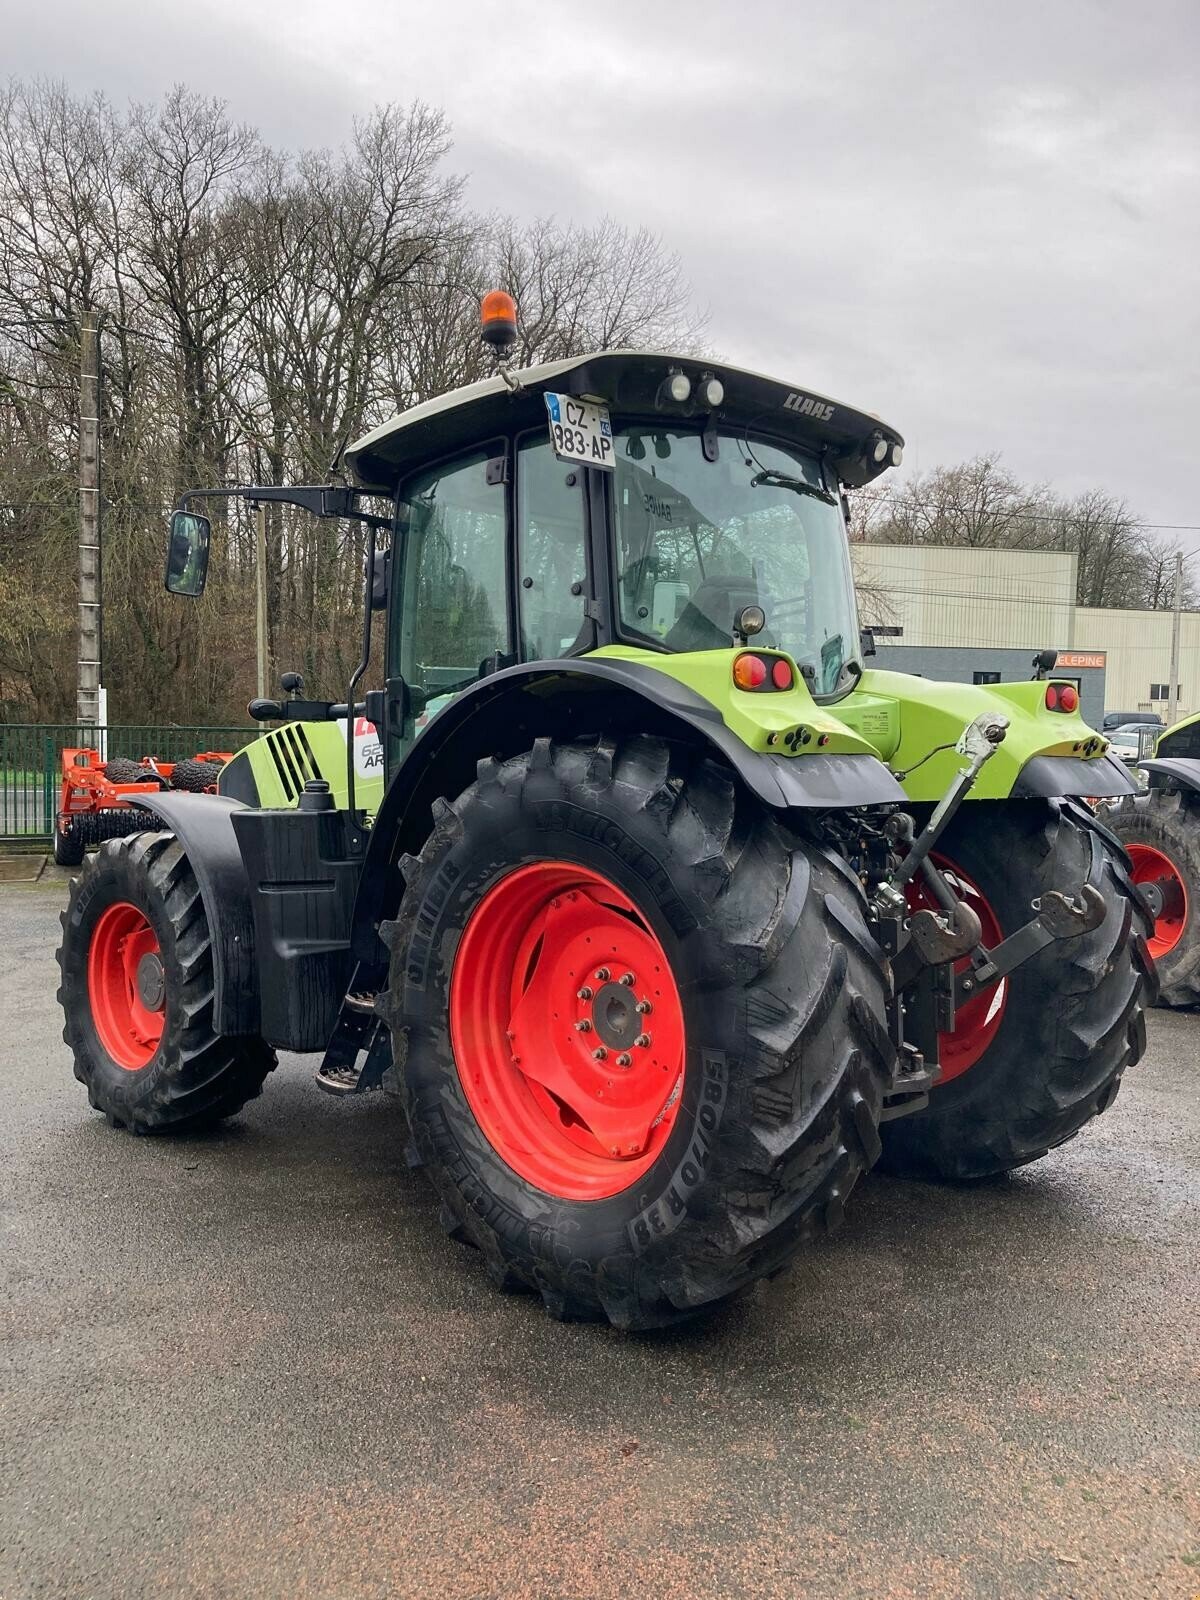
[1056,651,1107,670]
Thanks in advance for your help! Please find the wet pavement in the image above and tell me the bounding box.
[2,876,1197,1599]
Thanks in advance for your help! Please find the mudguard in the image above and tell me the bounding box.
[349,656,906,964]
[1136,757,1200,794]
[122,792,259,1035]
[1011,752,1136,799]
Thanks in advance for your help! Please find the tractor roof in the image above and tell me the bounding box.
[344,350,903,494]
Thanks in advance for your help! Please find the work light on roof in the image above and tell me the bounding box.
[658,368,692,406]
[871,433,889,464]
[696,373,724,409]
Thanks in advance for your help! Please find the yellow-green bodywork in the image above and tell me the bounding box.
[219,721,386,815]
[594,647,1111,802]
[1153,712,1200,758]
[217,649,1112,817]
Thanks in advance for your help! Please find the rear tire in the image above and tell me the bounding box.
[882,799,1154,1181]
[1105,786,1200,1007]
[57,832,276,1132]
[383,734,896,1330]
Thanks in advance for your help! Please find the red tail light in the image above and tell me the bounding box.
[1045,683,1079,713]
[733,653,768,690]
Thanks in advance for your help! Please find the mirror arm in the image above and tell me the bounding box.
[177,484,391,528]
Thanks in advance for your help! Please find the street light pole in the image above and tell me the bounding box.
[77,311,102,726]
[255,500,268,700]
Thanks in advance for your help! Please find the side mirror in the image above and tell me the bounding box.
[165,510,211,597]
[370,547,391,610]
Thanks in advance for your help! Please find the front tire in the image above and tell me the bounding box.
[882,799,1154,1180]
[384,735,896,1329]
[57,832,276,1132]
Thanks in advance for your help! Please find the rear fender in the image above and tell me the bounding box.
[348,656,905,966]
[1136,757,1200,795]
[122,793,259,1035]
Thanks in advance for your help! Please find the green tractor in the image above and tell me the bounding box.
[1105,713,1200,1006]
[56,296,1155,1328]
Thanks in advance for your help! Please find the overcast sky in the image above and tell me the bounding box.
[6,0,1198,534]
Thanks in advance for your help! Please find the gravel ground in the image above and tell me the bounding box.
[2,873,1197,1600]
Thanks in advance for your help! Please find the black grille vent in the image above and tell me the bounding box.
[264,723,324,802]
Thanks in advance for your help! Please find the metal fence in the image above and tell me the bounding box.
[0,724,259,845]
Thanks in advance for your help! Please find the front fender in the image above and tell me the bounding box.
[123,792,259,1035]
[349,657,905,964]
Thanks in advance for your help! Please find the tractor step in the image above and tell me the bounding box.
[315,1060,364,1095]
[314,968,391,1096]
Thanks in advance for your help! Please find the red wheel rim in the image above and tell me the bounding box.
[87,901,166,1070]
[1125,843,1188,959]
[905,855,1008,1085]
[448,862,686,1200]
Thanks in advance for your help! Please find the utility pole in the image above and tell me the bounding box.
[77,311,102,726]
[255,500,269,699]
[1168,548,1183,727]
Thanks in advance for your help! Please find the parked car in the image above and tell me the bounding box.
[1102,711,1164,733]
[1106,723,1157,764]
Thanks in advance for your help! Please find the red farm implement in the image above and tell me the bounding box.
[54,747,232,866]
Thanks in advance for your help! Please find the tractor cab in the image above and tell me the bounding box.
[164,314,907,815]
[352,346,902,768]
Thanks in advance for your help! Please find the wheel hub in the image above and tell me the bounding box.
[449,861,686,1200]
[86,901,165,1070]
[1125,843,1188,959]
[136,951,166,1011]
[589,980,641,1051]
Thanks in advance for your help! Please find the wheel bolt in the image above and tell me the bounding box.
[596,967,610,981]
[593,1047,608,1060]
[575,1019,592,1033]
[635,1033,651,1049]
[577,986,594,1001]
[635,1000,652,1015]
[616,1053,632,1067]
[620,971,636,986]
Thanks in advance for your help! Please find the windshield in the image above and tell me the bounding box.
[611,427,861,696]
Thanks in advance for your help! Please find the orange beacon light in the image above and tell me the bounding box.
[480,290,518,352]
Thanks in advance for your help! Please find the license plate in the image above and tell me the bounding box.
[544,393,614,471]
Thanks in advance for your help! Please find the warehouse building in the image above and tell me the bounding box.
[852,544,1197,726]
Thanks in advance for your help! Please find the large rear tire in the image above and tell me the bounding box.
[882,799,1154,1180]
[57,832,276,1132]
[1105,786,1200,1007]
[383,734,896,1330]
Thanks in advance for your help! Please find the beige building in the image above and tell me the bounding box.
[853,544,1197,721]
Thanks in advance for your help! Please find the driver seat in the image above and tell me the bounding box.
[664,575,761,652]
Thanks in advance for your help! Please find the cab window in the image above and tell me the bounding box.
[516,436,589,660]
[393,447,508,743]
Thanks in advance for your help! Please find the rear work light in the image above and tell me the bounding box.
[733,653,795,693]
[1045,683,1079,713]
